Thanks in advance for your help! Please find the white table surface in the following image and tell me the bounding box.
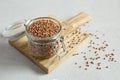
[0,0,120,80]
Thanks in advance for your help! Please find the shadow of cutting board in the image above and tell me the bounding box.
[9,12,91,74]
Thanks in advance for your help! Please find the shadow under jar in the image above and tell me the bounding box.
[25,17,67,59]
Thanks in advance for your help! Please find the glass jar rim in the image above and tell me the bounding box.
[24,17,62,41]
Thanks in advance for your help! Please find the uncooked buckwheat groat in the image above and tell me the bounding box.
[28,19,60,38]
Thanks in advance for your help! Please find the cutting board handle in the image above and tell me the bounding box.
[67,12,91,28]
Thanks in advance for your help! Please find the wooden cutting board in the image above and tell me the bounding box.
[9,12,91,74]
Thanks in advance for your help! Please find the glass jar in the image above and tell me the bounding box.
[24,17,67,59]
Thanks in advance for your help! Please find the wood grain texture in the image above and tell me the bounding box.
[9,12,91,73]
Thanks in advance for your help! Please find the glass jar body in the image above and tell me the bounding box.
[25,17,67,59]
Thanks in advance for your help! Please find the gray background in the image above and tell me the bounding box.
[0,0,120,80]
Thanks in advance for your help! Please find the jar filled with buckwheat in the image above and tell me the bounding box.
[25,17,67,59]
